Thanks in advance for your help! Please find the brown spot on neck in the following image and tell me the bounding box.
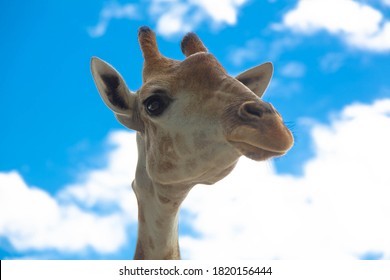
[134,240,145,260]
[163,243,181,260]
[138,204,146,224]
[158,160,176,173]
[158,194,171,204]
[148,236,155,250]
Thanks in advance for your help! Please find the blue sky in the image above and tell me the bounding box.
[1,0,390,260]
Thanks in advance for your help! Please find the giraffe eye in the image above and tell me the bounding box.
[144,95,168,116]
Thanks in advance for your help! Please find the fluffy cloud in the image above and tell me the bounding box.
[89,0,248,38]
[60,131,138,219]
[180,98,390,259]
[150,0,248,37]
[276,0,390,52]
[228,39,264,67]
[320,52,345,73]
[87,2,139,37]
[148,0,196,37]
[279,61,306,78]
[0,131,138,255]
[382,0,390,6]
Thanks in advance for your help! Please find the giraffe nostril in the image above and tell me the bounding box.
[244,102,263,118]
[239,101,264,120]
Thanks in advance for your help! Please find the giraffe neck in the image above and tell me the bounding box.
[132,133,192,260]
[133,181,191,259]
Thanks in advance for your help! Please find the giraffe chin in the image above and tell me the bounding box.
[229,141,285,161]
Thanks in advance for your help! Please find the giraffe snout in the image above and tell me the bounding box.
[224,99,293,161]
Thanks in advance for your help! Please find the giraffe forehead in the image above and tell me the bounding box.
[140,53,228,97]
[178,53,226,84]
[180,52,225,72]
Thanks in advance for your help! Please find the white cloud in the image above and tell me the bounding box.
[228,39,264,66]
[280,61,306,78]
[276,0,390,52]
[60,131,138,219]
[382,0,390,6]
[229,37,301,68]
[0,131,138,255]
[190,0,247,25]
[150,1,196,37]
[320,52,345,73]
[89,0,248,38]
[181,98,390,259]
[151,0,248,36]
[347,22,390,51]
[88,2,139,37]
[267,78,302,98]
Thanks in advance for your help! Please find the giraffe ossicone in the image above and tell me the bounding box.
[91,26,293,259]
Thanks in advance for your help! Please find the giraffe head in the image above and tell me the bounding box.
[91,27,293,186]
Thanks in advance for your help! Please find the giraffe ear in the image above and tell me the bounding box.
[236,62,273,98]
[90,57,144,132]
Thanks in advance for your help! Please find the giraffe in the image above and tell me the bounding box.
[90,26,293,259]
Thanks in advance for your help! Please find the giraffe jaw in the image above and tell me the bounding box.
[228,140,286,161]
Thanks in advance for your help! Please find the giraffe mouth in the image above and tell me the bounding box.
[228,140,286,161]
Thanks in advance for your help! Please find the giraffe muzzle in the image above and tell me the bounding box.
[226,101,294,161]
